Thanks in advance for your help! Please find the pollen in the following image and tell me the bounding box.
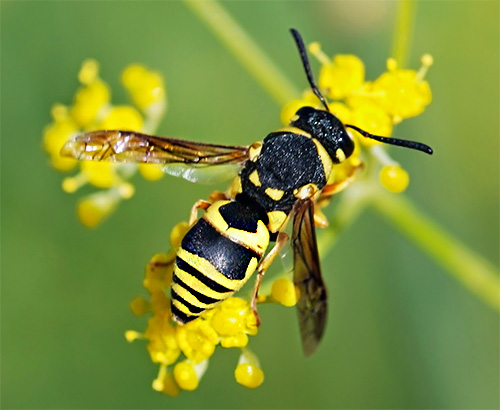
[380,164,410,193]
[271,278,298,307]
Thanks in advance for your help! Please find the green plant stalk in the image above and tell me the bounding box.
[391,0,416,67]
[183,0,300,106]
[372,193,500,311]
[187,0,500,312]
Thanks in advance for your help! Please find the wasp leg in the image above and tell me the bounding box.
[188,200,212,226]
[188,191,229,225]
[250,231,289,326]
[207,190,229,203]
[314,163,363,227]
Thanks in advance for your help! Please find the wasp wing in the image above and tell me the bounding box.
[292,198,328,357]
[61,130,250,183]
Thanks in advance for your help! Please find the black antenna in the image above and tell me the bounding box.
[290,28,330,112]
[345,124,433,155]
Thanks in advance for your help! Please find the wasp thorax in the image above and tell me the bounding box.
[290,106,354,164]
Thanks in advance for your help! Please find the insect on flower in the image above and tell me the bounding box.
[61,29,433,356]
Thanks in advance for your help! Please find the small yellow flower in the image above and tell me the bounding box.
[347,102,393,147]
[145,313,180,365]
[209,297,258,348]
[152,364,181,397]
[371,58,432,122]
[234,348,264,388]
[143,252,175,294]
[280,90,320,125]
[319,55,365,100]
[271,278,298,307]
[176,319,219,363]
[130,296,150,316]
[80,161,121,189]
[169,221,190,248]
[70,79,110,127]
[122,64,167,115]
[77,191,119,228]
[234,363,264,389]
[43,105,78,171]
[98,105,143,131]
[45,59,167,227]
[380,164,410,193]
[78,59,100,85]
[173,360,208,391]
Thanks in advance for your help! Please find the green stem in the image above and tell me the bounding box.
[372,193,500,311]
[317,182,374,253]
[183,0,300,105]
[391,0,416,67]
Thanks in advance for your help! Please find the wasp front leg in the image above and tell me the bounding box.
[250,231,289,326]
[314,162,363,228]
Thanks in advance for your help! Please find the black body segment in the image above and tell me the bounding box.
[181,219,259,281]
[171,200,269,323]
[240,132,327,214]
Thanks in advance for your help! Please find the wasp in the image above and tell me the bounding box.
[61,29,432,356]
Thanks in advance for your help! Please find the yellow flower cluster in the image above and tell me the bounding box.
[43,59,167,227]
[126,221,297,395]
[281,44,433,193]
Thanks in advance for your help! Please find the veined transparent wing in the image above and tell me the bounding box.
[292,198,328,357]
[61,130,250,183]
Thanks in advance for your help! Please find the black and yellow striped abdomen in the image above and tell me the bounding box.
[171,200,270,323]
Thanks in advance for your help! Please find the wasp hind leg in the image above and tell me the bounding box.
[188,191,229,225]
[250,231,289,326]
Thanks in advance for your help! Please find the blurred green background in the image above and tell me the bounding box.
[2,1,498,409]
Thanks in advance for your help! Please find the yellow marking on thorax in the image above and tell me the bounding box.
[249,141,262,162]
[248,170,261,187]
[177,248,257,291]
[267,210,287,233]
[294,183,319,200]
[203,200,270,256]
[274,126,312,139]
[265,187,285,201]
[227,176,242,198]
[335,148,346,163]
[312,138,334,181]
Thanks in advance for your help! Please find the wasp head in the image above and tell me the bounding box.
[290,106,355,164]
